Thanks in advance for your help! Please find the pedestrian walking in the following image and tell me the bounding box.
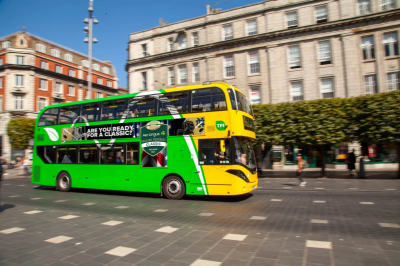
[296,153,306,186]
[23,158,30,176]
[346,149,356,176]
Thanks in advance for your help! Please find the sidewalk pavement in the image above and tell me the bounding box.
[260,169,399,179]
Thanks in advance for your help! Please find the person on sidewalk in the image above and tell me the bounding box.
[296,154,306,186]
[346,149,356,176]
[0,156,8,176]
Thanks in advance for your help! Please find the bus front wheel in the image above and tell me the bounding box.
[163,175,185,200]
[57,172,71,192]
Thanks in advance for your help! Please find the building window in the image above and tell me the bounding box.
[358,0,371,14]
[315,6,328,23]
[383,32,399,57]
[36,43,46,53]
[365,75,378,94]
[321,78,334,98]
[248,51,260,74]
[64,54,73,62]
[51,49,60,58]
[179,65,187,84]
[15,96,23,110]
[55,65,62,74]
[288,45,301,69]
[250,86,261,104]
[93,64,100,71]
[142,44,147,57]
[287,11,298,28]
[318,40,331,65]
[68,69,75,77]
[387,72,400,91]
[247,19,258,36]
[0,96,2,111]
[38,97,46,111]
[40,60,47,69]
[16,56,24,65]
[291,81,303,101]
[223,25,233,41]
[142,72,147,90]
[361,36,375,59]
[192,32,199,46]
[177,34,187,50]
[168,37,174,51]
[15,75,24,86]
[39,79,47,90]
[168,67,175,85]
[96,92,102,98]
[193,63,200,82]
[381,0,395,10]
[55,82,62,93]
[97,78,102,85]
[68,85,75,96]
[2,41,10,49]
[107,80,112,87]
[224,55,235,77]
[0,58,3,65]
[0,77,2,89]
[82,60,89,67]
[102,67,109,74]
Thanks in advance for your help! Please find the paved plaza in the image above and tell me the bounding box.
[0,172,399,266]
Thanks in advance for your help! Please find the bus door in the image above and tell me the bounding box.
[74,145,99,189]
[98,144,127,191]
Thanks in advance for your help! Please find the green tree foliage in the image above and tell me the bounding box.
[7,118,36,149]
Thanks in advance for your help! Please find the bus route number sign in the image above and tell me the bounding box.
[216,121,226,131]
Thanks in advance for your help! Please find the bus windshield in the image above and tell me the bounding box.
[227,89,253,116]
[233,137,256,173]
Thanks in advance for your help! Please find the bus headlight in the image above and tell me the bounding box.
[226,169,249,182]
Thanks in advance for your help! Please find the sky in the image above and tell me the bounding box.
[0,0,260,87]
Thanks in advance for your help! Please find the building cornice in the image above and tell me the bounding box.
[126,9,400,70]
[0,64,117,93]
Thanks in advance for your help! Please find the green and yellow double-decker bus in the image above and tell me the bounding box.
[32,82,258,199]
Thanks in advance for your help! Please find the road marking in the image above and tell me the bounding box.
[31,198,42,200]
[306,240,332,249]
[102,221,123,226]
[313,201,326,203]
[360,202,374,204]
[222,233,247,241]
[8,195,20,197]
[114,206,129,209]
[198,213,214,216]
[24,210,42,214]
[155,226,179,233]
[250,216,266,220]
[315,188,325,190]
[310,219,329,224]
[379,223,400,228]
[54,200,67,202]
[105,246,137,257]
[190,259,222,266]
[59,215,79,220]
[0,227,25,234]
[270,199,282,202]
[45,236,73,244]
[82,203,96,206]
[154,209,168,212]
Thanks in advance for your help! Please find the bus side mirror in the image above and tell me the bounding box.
[220,140,226,153]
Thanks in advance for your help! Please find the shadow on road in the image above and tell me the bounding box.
[0,204,15,214]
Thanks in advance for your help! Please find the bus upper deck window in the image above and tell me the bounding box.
[38,108,59,126]
[192,88,227,113]
[80,103,100,122]
[127,96,155,118]
[59,106,80,125]
[159,92,189,115]
[101,99,126,121]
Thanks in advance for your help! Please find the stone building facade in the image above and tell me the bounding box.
[0,32,119,161]
[126,0,399,169]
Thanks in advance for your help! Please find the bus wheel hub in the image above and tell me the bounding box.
[168,179,181,194]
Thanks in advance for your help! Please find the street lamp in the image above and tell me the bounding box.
[83,0,99,99]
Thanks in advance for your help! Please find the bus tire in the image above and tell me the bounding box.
[163,175,185,200]
[57,172,71,192]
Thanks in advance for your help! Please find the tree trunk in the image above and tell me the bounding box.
[321,145,326,177]
[397,143,400,179]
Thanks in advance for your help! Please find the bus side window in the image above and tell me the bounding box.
[127,96,155,118]
[192,89,211,112]
[159,92,189,115]
[100,145,124,164]
[45,146,57,164]
[81,102,100,122]
[59,105,80,125]
[101,99,126,121]
[58,146,77,164]
[126,143,139,165]
[199,140,231,165]
[79,145,98,164]
[38,108,59,126]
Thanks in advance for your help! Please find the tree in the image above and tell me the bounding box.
[7,118,36,149]
[352,90,400,178]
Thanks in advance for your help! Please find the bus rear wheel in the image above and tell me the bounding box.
[57,172,71,192]
[163,176,185,200]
